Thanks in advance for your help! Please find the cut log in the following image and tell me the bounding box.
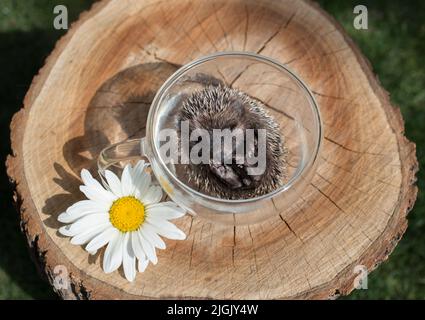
[6,0,418,299]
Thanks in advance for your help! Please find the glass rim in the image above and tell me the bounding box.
[147,51,323,204]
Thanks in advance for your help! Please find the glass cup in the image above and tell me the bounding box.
[98,52,322,225]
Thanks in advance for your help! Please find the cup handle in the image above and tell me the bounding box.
[97,138,149,185]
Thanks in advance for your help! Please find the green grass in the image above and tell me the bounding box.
[0,0,95,300]
[319,0,425,300]
[0,0,424,299]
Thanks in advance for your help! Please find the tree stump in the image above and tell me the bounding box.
[6,0,418,299]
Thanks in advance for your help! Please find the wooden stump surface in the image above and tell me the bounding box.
[6,0,418,299]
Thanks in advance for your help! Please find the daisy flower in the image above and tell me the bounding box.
[58,160,186,282]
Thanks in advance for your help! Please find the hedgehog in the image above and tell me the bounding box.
[175,77,287,200]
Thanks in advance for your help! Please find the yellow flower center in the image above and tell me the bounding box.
[109,196,145,232]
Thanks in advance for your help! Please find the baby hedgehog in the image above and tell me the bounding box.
[176,80,287,200]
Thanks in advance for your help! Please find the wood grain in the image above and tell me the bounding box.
[6,0,418,299]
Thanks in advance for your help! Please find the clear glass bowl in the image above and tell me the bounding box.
[99,52,322,225]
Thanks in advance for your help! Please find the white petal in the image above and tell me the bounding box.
[147,217,186,240]
[141,224,166,249]
[132,160,146,174]
[140,186,163,205]
[103,232,124,273]
[133,166,151,199]
[146,202,186,220]
[59,225,74,237]
[121,164,134,196]
[80,169,117,203]
[58,212,72,224]
[80,185,116,205]
[60,213,109,237]
[138,230,158,264]
[81,169,104,190]
[105,170,122,197]
[58,200,108,223]
[123,233,136,282]
[131,161,147,184]
[138,258,149,272]
[86,227,117,253]
[131,231,146,260]
[70,223,110,245]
